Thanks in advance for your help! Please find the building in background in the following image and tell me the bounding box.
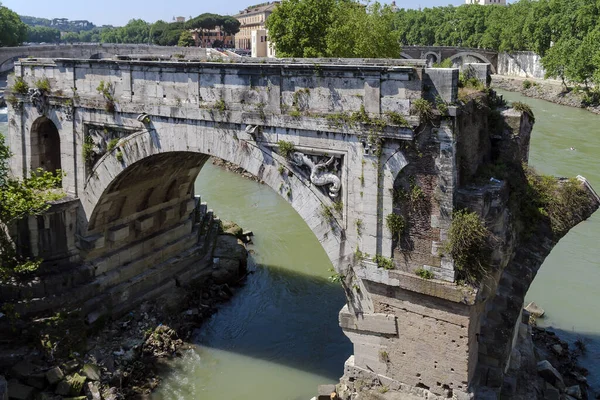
[251,29,275,57]
[191,26,235,48]
[234,2,280,50]
[465,0,507,4]
[174,16,186,23]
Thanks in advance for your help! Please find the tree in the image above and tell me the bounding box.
[221,17,241,36]
[0,5,28,46]
[61,31,79,43]
[177,30,195,47]
[326,1,400,58]
[0,132,64,279]
[541,38,572,89]
[266,0,336,57]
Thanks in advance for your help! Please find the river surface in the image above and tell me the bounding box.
[152,163,352,400]
[1,88,599,397]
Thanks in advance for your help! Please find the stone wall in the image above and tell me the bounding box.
[497,52,545,79]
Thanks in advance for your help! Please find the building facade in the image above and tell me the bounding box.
[465,0,507,4]
[234,2,279,50]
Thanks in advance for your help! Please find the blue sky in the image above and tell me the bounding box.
[5,0,470,27]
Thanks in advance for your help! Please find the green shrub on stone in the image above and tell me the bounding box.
[411,98,433,123]
[277,140,296,158]
[444,209,490,285]
[35,77,51,92]
[11,76,29,95]
[415,268,434,280]
[386,213,405,240]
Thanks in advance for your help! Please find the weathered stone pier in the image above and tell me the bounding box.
[4,56,598,399]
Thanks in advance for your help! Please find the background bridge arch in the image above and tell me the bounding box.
[83,125,350,269]
[449,51,497,73]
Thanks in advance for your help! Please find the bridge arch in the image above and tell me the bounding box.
[0,55,25,73]
[423,52,440,67]
[30,116,62,174]
[82,125,349,270]
[449,51,497,73]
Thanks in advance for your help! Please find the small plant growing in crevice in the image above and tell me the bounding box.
[374,255,394,270]
[379,350,390,363]
[435,95,449,116]
[333,200,343,215]
[354,247,367,261]
[512,101,535,122]
[411,98,433,123]
[385,111,409,127]
[386,213,405,240]
[321,204,334,222]
[115,151,124,162]
[328,268,343,283]
[214,98,227,113]
[35,77,51,92]
[11,76,29,95]
[96,80,114,101]
[356,219,363,237]
[96,81,115,113]
[82,135,95,167]
[277,140,295,159]
[415,268,435,280]
[278,165,285,175]
[107,138,120,152]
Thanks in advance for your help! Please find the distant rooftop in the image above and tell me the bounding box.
[235,1,280,16]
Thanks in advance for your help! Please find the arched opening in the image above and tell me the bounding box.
[424,52,439,67]
[449,52,497,74]
[30,116,61,174]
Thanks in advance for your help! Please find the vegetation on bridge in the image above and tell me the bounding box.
[0,133,64,279]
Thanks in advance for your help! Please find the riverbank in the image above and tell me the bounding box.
[0,222,250,399]
[492,75,600,115]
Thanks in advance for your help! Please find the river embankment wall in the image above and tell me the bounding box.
[497,52,545,80]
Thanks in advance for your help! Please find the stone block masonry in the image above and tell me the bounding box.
[5,57,598,399]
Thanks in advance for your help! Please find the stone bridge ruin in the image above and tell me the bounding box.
[4,57,598,399]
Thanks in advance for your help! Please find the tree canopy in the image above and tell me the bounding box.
[266,0,400,58]
[266,0,600,86]
[28,26,61,43]
[0,5,28,46]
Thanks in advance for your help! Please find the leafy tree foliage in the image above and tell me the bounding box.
[0,133,64,279]
[266,0,335,57]
[19,15,96,32]
[267,0,400,58]
[27,26,61,43]
[177,30,195,47]
[268,0,600,86]
[0,5,28,46]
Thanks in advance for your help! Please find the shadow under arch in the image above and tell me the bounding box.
[30,115,62,174]
[82,126,350,270]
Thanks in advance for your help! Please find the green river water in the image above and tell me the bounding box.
[1,87,598,398]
